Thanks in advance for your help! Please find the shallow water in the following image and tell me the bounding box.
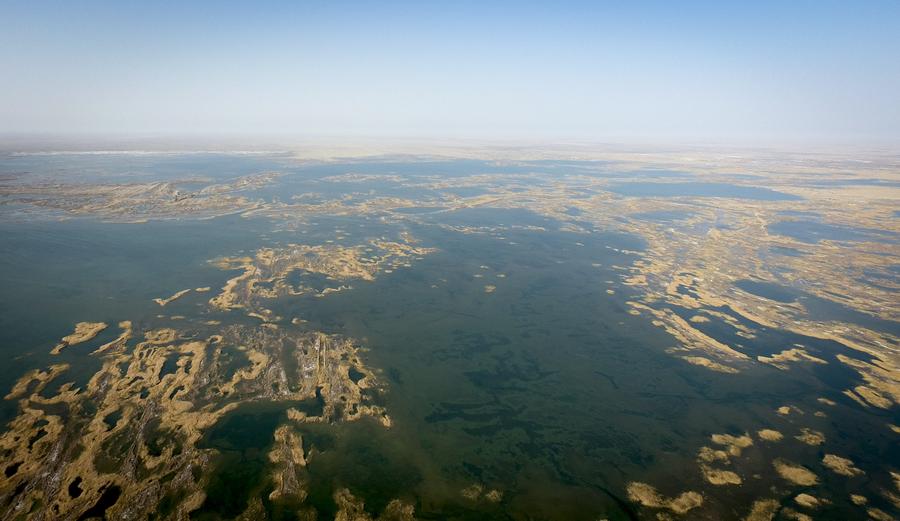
[606,182,802,200]
[1,154,898,520]
[769,219,899,244]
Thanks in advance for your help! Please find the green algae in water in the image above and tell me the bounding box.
[2,156,899,520]
[193,403,287,520]
[193,396,327,520]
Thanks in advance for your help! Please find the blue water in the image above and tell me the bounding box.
[735,279,900,336]
[607,182,802,200]
[769,220,899,244]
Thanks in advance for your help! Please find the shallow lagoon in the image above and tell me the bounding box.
[1,155,898,520]
[769,220,899,244]
[606,182,801,201]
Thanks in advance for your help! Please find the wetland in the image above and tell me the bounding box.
[1,147,898,520]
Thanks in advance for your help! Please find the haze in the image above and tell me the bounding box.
[2,1,899,144]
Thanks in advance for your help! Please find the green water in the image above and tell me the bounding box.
[1,154,898,520]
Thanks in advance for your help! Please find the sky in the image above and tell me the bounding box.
[1,1,899,144]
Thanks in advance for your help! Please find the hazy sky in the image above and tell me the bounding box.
[1,1,899,143]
